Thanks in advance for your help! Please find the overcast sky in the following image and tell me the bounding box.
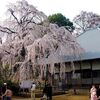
[0,0,100,21]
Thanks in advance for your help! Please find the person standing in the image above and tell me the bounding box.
[42,84,47,100]
[46,83,52,100]
[97,85,100,100]
[4,87,12,100]
[31,83,36,100]
[42,82,52,100]
[90,85,97,100]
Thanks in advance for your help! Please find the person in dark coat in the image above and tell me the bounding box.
[47,83,52,100]
[42,85,47,100]
[42,82,52,100]
[97,85,100,100]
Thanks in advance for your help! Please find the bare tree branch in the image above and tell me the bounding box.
[0,26,17,34]
[74,21,86,32]
[8,8,20,25]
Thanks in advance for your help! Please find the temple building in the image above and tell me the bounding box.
[30,27,100,88]
[60,27,100,87]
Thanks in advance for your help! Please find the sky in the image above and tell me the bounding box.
[0,0,100,21]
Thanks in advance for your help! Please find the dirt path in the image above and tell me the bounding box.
[13,94,89,100]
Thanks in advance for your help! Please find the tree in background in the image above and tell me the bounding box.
[73,11,100,36]
[48,13,75,32]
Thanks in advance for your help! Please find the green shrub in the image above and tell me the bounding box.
[6,80,20,96]
[0,80,3,86]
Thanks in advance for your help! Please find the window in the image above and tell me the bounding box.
[93,70,100,78]
[81,69,91,78]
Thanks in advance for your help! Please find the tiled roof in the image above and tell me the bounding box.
[76,28,100,60]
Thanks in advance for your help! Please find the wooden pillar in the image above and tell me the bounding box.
[79,61,82,86]
[90,61,93,85]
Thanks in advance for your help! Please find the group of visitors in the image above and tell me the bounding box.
[0,81,52,100]
[90,85,100,100]
[31,81,52,100]
[2,81,100,100]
